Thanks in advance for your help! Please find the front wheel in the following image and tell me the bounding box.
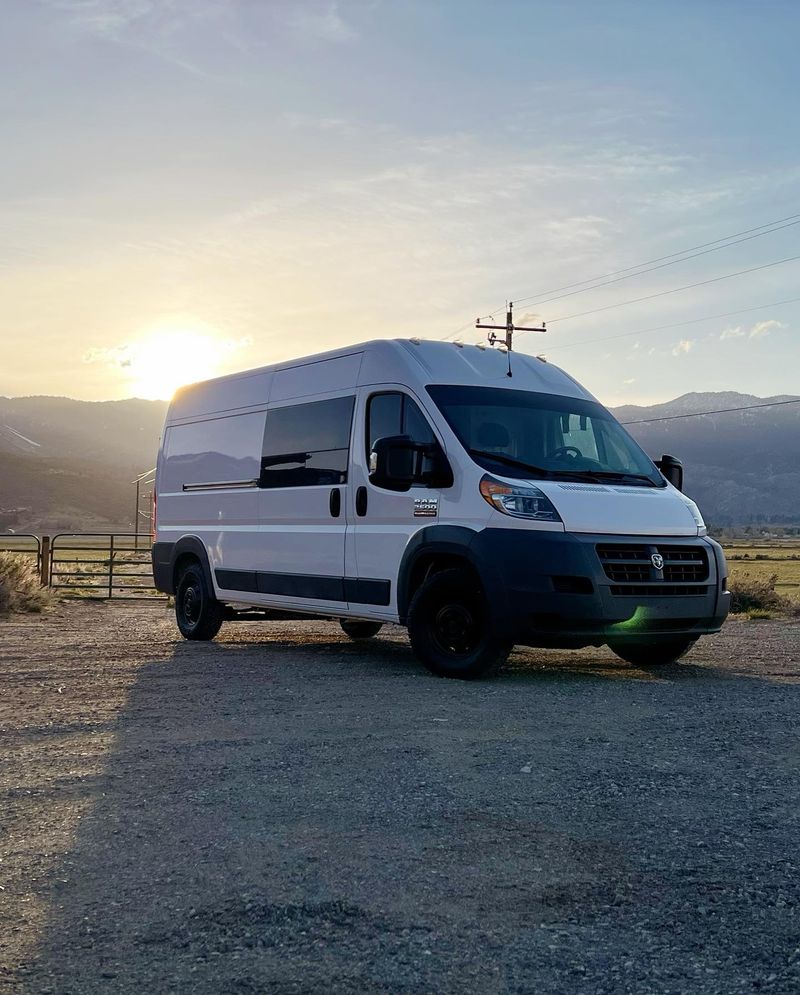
[407,568,512,679]
[340,619,384,640]
[609,637,696,667]
[175,561,223,641]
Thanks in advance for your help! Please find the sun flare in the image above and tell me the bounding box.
[121,326,249,400]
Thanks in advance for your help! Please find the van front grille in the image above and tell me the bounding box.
[597,544,709,585]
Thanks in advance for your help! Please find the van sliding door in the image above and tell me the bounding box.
[251,394,354,611]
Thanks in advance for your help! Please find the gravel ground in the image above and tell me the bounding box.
[1,602,799,995]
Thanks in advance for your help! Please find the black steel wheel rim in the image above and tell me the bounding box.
[182,581,202,627]
[432,601,479,656]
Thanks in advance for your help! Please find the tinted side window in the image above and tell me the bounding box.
[366,392,435,455]
[261,395,355,488]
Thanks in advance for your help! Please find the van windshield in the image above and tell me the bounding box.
[426,385,665,487]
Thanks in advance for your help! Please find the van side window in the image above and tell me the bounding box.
[261,395,355,488]
[366,392,435,456]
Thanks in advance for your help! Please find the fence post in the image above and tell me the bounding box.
[40,536,51,587]
[108,534,115,599]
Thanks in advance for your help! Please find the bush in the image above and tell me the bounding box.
[728,573,793,615]
[0,553,52,616]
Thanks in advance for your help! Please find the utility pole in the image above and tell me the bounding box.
[475,302,546,377]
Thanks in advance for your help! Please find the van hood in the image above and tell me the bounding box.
[530,479,701,536]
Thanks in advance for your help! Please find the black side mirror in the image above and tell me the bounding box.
[369,436,453,492]
[655,453,684,491]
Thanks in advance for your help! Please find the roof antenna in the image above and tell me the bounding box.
[476,302,546,377]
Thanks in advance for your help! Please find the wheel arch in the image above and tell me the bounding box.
[397,525,502,623]
[164,536,215,596]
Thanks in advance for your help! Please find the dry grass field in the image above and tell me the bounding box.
[723,542,800,603]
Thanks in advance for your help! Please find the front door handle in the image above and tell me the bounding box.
[356,486,368,517]
[329,488,341,518]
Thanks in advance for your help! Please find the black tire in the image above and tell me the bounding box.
[407,568,512,679]
[340,619,384,640]
[609,637,696,667]
[175,561,223,641]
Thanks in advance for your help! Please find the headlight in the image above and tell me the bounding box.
[682,498,707,536]
[479,474,563,522]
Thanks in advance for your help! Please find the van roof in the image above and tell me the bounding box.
[168,338,595,422]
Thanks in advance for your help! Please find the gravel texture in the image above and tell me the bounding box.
[1,602,799,994]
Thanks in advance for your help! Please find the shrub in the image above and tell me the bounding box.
[0,553,52,616]
[728,573,793,615]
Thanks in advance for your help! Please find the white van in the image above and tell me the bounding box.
[152,339,729,678]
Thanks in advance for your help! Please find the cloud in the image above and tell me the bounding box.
[671,339,693,356]
[282,2,356,44]
[623,377,636,384]
[719,319,787,340]
[749,319,786,338]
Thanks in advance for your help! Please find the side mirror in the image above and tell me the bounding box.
[655,453,684,491]
[369,436,453,492]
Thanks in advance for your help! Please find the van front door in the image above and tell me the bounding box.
[253,394,354,612]
[347,388,443,619]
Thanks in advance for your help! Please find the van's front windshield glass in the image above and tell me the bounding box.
[426,385,665,487]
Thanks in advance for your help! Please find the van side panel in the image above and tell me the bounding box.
[158,410,265,586]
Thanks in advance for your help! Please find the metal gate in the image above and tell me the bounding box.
[49,533,162,600]
[0,534,42,571]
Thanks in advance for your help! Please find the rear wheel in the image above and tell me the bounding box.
[407,568,512,679]
[610,637,696,667]
[340,619,383,640]
[175,561,223,641]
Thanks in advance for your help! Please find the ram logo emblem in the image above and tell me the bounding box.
[651,553,664,570]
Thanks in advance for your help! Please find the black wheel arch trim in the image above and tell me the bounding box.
[152,536,214,596]
[396,525,504,623]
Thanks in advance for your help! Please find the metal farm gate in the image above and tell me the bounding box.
[48,533,162,600]
[0,534,42,571]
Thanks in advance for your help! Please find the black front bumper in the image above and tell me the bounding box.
[469,529,730,648]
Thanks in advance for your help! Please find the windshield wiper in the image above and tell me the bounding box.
[466,448,549,477]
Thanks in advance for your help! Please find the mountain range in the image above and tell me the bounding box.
[0,391,797,533]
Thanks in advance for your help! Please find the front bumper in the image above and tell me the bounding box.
[469,529,730,648]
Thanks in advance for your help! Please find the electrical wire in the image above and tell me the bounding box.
[448,209,800,338]
[543,294,800,353]
[545,252,800,325]
[511,217,800,310]
[512,211,800,307]
[620,397,800,426]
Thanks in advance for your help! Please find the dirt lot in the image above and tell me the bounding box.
[1,603,800,995]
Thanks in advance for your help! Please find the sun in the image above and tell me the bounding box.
[123,326,246,400]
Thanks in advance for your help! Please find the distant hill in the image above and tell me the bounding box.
[616,392,800,526]
[0,396,167,469]
[0,390,797,532]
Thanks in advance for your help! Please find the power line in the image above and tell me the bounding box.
[511,217,800,310]
[512,210,800,308]
[546,252,800,325]
[447,209,800,338]
[620,397,800,426]
[543,294,800,353]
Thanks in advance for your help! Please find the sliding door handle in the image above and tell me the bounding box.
[329,488,341,518]
[356,486,368,517]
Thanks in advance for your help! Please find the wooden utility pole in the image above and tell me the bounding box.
[475,302,546,376]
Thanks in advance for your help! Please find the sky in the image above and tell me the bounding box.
[2,0,800,405]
